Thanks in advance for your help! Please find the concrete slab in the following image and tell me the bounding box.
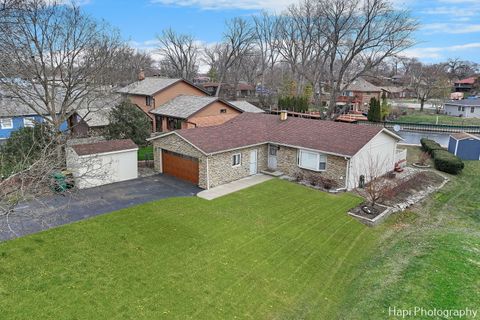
[197,174,273,200]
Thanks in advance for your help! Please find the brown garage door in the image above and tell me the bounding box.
[162,150,199,185]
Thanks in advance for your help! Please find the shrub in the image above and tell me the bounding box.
[420,138,444,155]
[416,151,431,166]
[432,150,464,174]
[309,175,338,190]
[292,172,304,182]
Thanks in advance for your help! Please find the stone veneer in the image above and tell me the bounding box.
[207,145,268,188]
[152,134,208,188]
[275,145,348,188]
[153,133,347,189]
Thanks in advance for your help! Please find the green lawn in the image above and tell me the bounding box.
[397,113,480,126]
[0,160,479,319]
[138,145,153,161]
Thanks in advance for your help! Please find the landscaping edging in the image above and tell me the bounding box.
[348,205,394,226]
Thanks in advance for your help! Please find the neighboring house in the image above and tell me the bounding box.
[337,78,382,112]
[117,77,209,131]
[0,97,68,142]
[149,95,242,132]
[448,132,480,160]
[228,100,264,113]
[444,98,480,118]
[66,139,138,189]
[453,77,477,93]
[380,86,407,99]
[148,112,402,190]
[67,94,123,137]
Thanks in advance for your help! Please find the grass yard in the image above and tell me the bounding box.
[397,112,480,126]
[138,145,153,161]
[0,157,479,319]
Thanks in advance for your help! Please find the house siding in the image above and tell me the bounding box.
[207,145,268,188]
[275,145,348,188]
[0,115,68,140]
[445,104,480,118]
[449,137,480,160]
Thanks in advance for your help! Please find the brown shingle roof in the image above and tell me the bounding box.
[71,139,138,156]
[171,113,391,157]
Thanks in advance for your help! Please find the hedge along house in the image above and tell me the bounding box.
[148,112,403,190]
[149,95,243,132]
[448,132,480,160]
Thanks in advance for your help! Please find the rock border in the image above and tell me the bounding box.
[348,204,393,226]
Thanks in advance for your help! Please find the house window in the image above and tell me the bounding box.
[220,108,227,113]
[232,153,241,167]
[471,107,475,113]
[0,118,13,129]
[458,106,461,111]
[298,149,327,171]
[461,106,465,112]
[167,118,182,130]
[23,117,35,127]
[146,96,153,107]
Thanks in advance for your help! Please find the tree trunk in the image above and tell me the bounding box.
[420,99,425,112]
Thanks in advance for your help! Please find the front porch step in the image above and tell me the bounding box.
[260,170,284,177]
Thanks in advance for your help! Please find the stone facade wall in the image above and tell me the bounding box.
[275,146,348,189]
[151,134,208,188]
[207,145,268,188]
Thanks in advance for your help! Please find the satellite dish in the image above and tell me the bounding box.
[393,124,401,132]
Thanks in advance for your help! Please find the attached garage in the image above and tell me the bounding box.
[161,150,199,184]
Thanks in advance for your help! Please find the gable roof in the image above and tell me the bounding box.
[71,139,138,156]
[451,132,480,141]
[445,98,480,107]
[228,100,264,113]
[150,95,241,119]
[345,78,382,92]
[116,77,207,96]
[152,113,398,157]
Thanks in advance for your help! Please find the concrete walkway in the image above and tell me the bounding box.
[197,174,273,200]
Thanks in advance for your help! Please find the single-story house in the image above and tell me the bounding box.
[448,132,480,160]
[444,98,480,118]
[66,139,138,189]
[228,100,264,113]
[149,95,243,132]
[148,112,403,190]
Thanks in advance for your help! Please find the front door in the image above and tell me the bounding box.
[249,149,258,175]
[268,145,277,170]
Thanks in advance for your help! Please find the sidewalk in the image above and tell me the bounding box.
[197,174,273,200]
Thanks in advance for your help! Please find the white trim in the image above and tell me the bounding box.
[23,117,36,128]
[351,130,400,158]
[297,149,327,172]
[75,147,139,158]
[380,128,403,141]
[147,131,208,156]
[206,156,210,190]
[232,153,242,167]
[0,117,13,129]
[454,139,459,156]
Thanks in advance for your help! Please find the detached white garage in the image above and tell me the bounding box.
[67,139,138,189]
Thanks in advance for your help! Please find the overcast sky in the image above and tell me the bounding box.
[82,0,480,63]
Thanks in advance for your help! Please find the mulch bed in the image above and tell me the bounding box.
[350,203,389,220]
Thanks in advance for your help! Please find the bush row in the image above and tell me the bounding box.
[420,138,464,174]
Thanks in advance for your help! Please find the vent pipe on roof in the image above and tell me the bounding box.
[138,69,145,81]
[280,110,288,121]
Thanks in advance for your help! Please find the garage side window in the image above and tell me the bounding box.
[232,153,241,167]
[298,149,327,171]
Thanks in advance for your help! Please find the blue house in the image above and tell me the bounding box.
[0,98,68,142]
[448,132,480,160]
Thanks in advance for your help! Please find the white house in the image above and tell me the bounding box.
[444,98,480,118]
[66,139,138,189]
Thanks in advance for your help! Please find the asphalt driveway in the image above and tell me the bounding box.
[0,174,201,241]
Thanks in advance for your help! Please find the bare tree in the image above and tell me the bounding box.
[320,0,417,118]
[206,17,255,97]
[156,28,199,81]
[0,0,123,130]
[408,62,448,111]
